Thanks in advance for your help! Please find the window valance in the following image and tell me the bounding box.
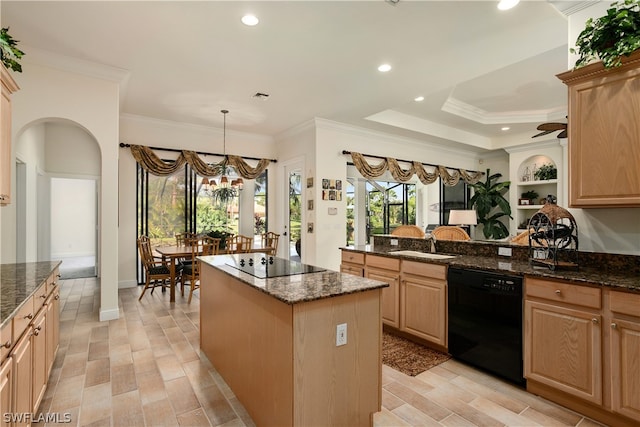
[348,151,483,186]
[128,144,270,179]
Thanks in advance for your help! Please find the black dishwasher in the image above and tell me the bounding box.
[447,267,525,387]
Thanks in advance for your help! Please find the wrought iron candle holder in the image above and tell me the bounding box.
[527,195,579,270]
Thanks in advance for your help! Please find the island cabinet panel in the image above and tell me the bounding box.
[200,262,382,427]
[608,291,640,420]
[292,291,381,426]
[400,261,447,347]
[557,50,640,207]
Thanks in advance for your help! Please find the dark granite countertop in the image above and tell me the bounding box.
[199,253,389,305]
[342,245,640,293]
[1,261,62,328]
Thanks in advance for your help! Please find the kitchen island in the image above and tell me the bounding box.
[199,254,388,427]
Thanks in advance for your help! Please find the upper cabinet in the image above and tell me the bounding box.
[557,50,640,208]
[1,63,19,205]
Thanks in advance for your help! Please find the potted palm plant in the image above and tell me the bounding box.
[0,27,25,72]
[571,0,640,69]
[469,169,512,240]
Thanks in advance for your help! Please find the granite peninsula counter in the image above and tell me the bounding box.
[1,261,62,329]
[198,254,388,427]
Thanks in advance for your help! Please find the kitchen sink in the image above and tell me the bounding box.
[388,250,456,260]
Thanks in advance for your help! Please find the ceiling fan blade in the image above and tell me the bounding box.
[532,130,555,138]
[557,129,568,138]
[536,123,567,131]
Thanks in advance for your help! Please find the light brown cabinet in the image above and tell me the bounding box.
[608,290,640,421]
[557,50,640,208]
[10,330,31,427]
[0,64,19,205]
[525,276,640,426]
[364,255,400,328]
[524,278,602,404]
[400,260,447,347]
[1,268,60,426]
[340,250,364,277]
[0,357,12,427]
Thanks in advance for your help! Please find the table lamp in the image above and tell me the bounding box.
[448,210,477,236]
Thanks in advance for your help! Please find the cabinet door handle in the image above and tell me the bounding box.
[2,340,11,349]
[591,317,599,324]
[55,294,60,300]
[24,313,33,320]
[555,289,561,295]
[611,323,618,329]
[40,294,47,299]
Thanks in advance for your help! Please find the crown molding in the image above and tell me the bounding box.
[314,117,484,160]
[442,96,567,125]
[503,139,562,154]
[22,45,130,85]
[549,0,601,16]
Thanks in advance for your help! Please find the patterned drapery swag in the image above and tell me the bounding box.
[350,152,483,186]
[129,144,270,179]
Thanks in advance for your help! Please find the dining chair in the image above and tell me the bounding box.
[180,237,218,303]
[431,226,471,241]
[226,234,253,253]
[137,235,172,301]
[391,225,425,238]
[261,232,280,256]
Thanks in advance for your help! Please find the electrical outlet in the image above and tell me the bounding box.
[336,323,347,346]
[390,239,399,246]
[498,247,512,257]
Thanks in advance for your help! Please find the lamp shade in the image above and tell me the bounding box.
[448,210,477,226]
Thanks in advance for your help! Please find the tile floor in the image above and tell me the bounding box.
[38,277,605,427]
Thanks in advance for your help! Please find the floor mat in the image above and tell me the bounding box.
[59,267,96,280]
[382,331,451,376]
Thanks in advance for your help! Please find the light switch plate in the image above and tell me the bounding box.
[390,239,398,246]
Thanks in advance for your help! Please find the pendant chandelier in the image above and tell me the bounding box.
[202,109,243,190]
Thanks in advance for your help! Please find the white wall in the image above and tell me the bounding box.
[2,124,46,263]
[8,62,120,321]
[312,119,482,271]
[50,178,96,258]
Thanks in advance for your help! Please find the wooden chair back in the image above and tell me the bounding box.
[226,234,253,253]
[261,232,280,255]
[391,225,425,238]
[431,226,471,241]
[176,232,197,246]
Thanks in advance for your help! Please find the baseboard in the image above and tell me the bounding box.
[99,307,120,321]
[118,279,138,289]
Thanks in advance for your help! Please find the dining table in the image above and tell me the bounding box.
[154,244,274,302]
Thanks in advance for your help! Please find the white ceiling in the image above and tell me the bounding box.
[2,1,585,153]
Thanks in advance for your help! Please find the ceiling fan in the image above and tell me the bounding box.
[532,120,567,139]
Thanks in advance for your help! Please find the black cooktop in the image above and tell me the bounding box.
[226,256,326,279]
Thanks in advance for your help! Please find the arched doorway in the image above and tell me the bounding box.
[10,119,101,277]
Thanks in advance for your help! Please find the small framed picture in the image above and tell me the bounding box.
[518,198,530,205]
[307,222,314,233]
[322,179,330,189]
[307,199,314,210]
[306,177,313,188]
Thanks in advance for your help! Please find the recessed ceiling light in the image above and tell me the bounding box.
[501,127,510,131]
[497,0,520,10]
[414,96,424,102]
[241,14,259,26]
[378,64,392,73]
